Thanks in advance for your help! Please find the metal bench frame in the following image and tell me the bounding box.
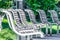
[48,10,60,34]
[0,9,44,40]
[36,10,52,36]
[25,9,41,30]
[0,14,5,31]
[1,9,60,40]
[15,9,44,37]
[25,9,45,37]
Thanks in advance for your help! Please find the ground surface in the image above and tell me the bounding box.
[33,34,60,40]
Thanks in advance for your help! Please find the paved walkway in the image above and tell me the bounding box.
[33,34,60,40]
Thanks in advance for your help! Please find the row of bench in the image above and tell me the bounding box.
[25,9,60,36]
[0,9,60,38]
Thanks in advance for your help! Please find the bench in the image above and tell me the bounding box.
[48,10,60,34]
[0,9,60,40]
[36,10,52,36]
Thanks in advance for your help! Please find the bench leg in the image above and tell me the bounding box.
[57,25,59,34]
[46,24,48,36]
[50,25,52,36]
[21,36,26,40]
[16,35,20,40]
[30,35,32,40]
[16,35,26,40]
[27,36,30,40]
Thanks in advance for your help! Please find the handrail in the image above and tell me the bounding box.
[48,10,59,34]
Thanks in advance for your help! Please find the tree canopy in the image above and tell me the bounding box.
[0,0,13,9]
[26,0,58,11]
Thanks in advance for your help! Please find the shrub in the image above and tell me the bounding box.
[26,0,58,10]
[26,0,59,15]
[0,0,13,9]
[0,28,16,40]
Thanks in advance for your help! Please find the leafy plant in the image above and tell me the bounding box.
[26,0,60,15]
[26,0,58,11]
[0,28,16,40]
[0,0,13,9]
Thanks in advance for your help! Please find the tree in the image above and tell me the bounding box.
[0,0,13,9]
[26,0,59,15]
[26,0,58,11]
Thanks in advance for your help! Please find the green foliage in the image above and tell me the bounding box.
[26,0,58,11]
[0,18,16,40]
[0,0,13,9]
[2,18,8,23]
[26,0,60,15]
[0,28,16,40]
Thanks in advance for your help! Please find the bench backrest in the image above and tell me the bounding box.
[36,10,48,23]
[15,9,30,25]
[15,9,34,29]
[48,10,59,23]
[25,9,37,24]
[7,9,22,29]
